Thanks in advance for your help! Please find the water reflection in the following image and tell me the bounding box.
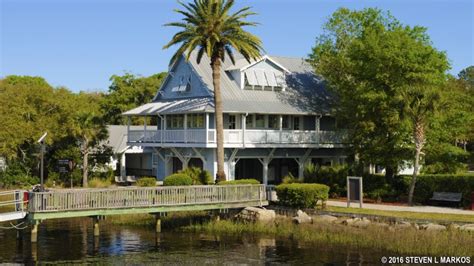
[0,218,382,265]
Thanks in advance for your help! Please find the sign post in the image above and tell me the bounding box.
[347,176,363,208]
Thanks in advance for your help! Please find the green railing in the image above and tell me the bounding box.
[28,185,266,213]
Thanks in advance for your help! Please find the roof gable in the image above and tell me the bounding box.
[153,56,212,101]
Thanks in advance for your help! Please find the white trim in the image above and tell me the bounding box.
[239,55,291,74]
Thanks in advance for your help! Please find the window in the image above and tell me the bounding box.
[166,115,184,129]
[293,116,300,130]
[255,114,265,128]
[187,114,205,128]
[246,115,254,128]
[171,75,191,93]
[282,116,290,129]
[228,115,236,129]
[268,115,278,129]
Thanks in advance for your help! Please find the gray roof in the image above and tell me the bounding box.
[123,98,214,116]
[191,51,334,115]
[125,50,334,116]
[106,125,145,153]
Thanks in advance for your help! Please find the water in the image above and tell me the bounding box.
[0,219,382,265]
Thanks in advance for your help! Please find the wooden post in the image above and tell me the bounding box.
[93,216,100,237]
[31,223,38,243]
[155,215,161,233]
[262,159,269,185]
[184,114,188,143]
[242,114,246,147]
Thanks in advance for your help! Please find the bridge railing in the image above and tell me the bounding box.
[28,185,266,213]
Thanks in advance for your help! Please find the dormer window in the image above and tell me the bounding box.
[243,69,286,91]
[171,75,191,93]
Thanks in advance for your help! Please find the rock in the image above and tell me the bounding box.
[342,218,359,226]
[459,224,474,232]
[292,210,312,224]
[236,207,275,224]
[313,215,338,224]
[420,223,446,231]
[352,219,371,228]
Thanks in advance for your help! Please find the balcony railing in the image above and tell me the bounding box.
[128,129,344,145]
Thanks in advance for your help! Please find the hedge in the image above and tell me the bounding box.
[402,174,474,207]
[178,167,213,185]
[136,177,157,187]
[163,174,193,186]
[276,183,329,209]
[218,179,260,185]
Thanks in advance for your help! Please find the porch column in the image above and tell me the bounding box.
[120,152,126,179]
[315,115,321,132]
[184,114,188,143]
[205,113,209,143]
[262,159,269,185]
[242,114,246,147]
[279,115,283,143]
[298,161,305,180]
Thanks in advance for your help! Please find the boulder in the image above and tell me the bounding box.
[459,224,474,232]
[236,207,275,224]
[393,221,412,230]
[420,223,446,231]
[342,218,360,226]
[292,210,313,224]
[352,218,371,228]
[313,215,338,224]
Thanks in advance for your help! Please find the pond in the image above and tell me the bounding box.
[0,218,384,264]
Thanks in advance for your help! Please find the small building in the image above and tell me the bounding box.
[123,51,347,184]
[106,125,154,180]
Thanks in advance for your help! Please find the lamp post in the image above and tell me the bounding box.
[37,133,47,192]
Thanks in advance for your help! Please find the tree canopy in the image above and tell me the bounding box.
[308,8,451,178]
[101,72,166,125]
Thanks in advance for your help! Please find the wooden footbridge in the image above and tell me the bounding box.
[0,185,268,242]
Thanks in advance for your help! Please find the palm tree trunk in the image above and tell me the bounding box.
[211,56,226,182]
[408,120,425,205]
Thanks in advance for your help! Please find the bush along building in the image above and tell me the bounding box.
[123,51,347,185]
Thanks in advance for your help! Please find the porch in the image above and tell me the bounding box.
[128,128,343,147]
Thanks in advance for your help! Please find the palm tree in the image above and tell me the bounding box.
[164,0,263,182]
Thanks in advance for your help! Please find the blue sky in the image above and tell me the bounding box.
[1,0,473,92]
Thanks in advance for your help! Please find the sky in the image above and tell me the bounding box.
[1,0,473,92]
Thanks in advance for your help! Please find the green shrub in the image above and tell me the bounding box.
[163,174,193,186]
[136,177,157,187]
[0,161,39,189]
[402,174,474,207]
[282,173,301,184]
[88,178,112,188]
[303,164,348,197]
[276,183,329,209]
[179,167,213,185]
[218,179,260,185]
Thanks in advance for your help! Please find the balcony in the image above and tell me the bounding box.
[127,128,344,147]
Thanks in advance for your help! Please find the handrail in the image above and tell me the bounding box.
[0,190,28,213]
[28,185,267,213]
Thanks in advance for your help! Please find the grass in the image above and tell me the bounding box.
[88,178,112,188]
[325,206,474,223]
[105,211,210,228]
[182,218,474,257]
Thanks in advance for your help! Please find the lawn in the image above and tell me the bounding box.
[325,206,474,223]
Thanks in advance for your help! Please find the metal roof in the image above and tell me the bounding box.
[123,98,214,116]
[126,50,335,116]
[186,50,334,115]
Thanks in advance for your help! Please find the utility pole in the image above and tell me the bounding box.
[38,133,47,192]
